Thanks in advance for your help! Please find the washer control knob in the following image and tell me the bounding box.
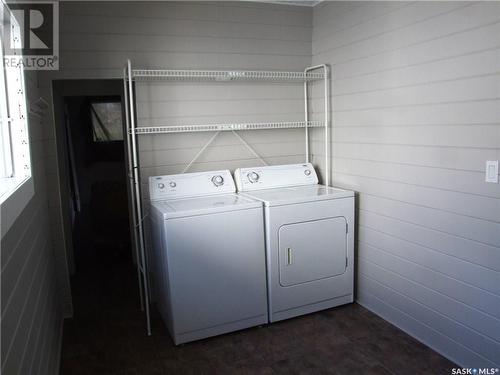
[247,172,260,183]
[169,181,176,188]
[212,175,224,186]
[158,183,165,189]
[304,169,311,176]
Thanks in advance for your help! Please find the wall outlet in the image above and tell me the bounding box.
[485,161,498,183]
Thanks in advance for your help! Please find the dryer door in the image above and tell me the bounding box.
[278,217,347,287]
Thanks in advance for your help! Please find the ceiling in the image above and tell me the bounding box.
[246,0,323,7]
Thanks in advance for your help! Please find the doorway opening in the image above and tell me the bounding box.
[52,80,138,320]
[65,96,130,271]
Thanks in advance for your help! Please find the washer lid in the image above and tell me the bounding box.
[241,185,353,206]
[151,193,262,219]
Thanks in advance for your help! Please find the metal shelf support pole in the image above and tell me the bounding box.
[304,64,329,186]
[123,67,144,312]
[126,59,152,336]
[304,72,309,163]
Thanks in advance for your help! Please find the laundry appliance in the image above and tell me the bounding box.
[148,170,268,344]
[234,163,355,322]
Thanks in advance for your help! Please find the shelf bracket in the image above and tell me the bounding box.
[231,130,268,166]
[181,129,269,174]
[182,131,221,173]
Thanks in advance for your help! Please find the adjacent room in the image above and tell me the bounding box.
[1,1,499,374]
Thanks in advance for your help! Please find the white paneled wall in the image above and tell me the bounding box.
[0,72,63,375]
[312,1,500,368]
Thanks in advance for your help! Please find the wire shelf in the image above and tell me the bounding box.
[132,69,325,82]
[133,121,324,134]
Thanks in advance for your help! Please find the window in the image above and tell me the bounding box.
[1,1,33,236]
[90,101,123,142]
[0,17,31,201]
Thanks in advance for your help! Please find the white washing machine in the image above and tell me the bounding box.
[234,163,355,322]
[148,170,268,344]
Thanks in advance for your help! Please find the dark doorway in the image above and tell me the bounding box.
[52,80,136,314]
[64,95,131,270]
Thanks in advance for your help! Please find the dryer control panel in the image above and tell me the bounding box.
[234,163,318,191]
[149,170,236,201]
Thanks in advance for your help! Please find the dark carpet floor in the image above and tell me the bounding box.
[60,251,456,375]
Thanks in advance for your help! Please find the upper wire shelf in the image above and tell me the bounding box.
[133,120,324,134]
[132,69,325,82]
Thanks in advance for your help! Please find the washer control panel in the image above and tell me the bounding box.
[149,170,235,200]
[234,163,318,191]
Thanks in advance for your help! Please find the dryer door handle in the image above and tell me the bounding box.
[286,248,293,266]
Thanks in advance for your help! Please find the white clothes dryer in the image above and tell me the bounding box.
[234,163,355,322]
